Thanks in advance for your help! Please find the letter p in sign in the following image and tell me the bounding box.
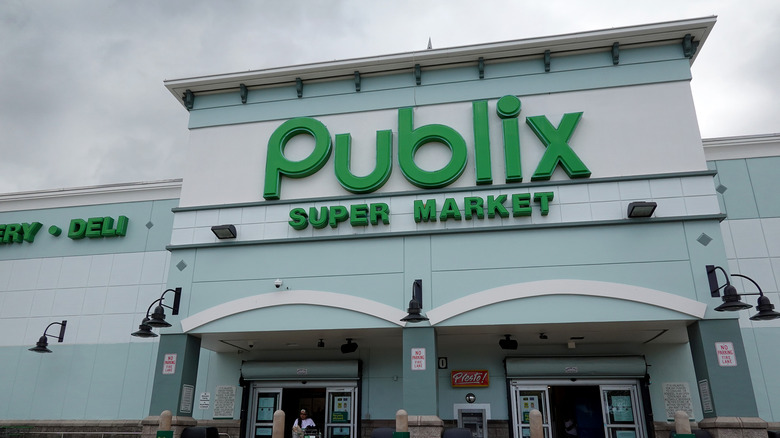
[411,348,426,370]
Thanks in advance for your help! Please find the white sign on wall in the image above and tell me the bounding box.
[715,342,737,367]
[199,392,210,410]
[411,348,426,370]
[162,353,177,375]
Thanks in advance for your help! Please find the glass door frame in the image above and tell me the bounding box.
[510,383,551,438]
[508,379,646,438]
[324,386,358,438]
[247,387,283,438]
[600,384,645,438]
[247,381,359,438]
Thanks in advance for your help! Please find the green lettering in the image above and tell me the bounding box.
[101,217,116,237]
[369,203,390,225]
[512,193,532,217]
[464,197,484,220]
[85,217,103,238]
[350,204,369,227]
[486,195,509,219]
[2,224,22,243]
[0,225,5,243]
[264,117,332,200]
[329,206,349,228]
[21,222,43,243]
[526,112,590,180]
[309,207,329,229]
[289,208,309,230]
[534,192,554,215]
[414,200,437,223]
[68,219,87,239]
[472,100,492,185]
[398,107,468,189]
[440,198,462,221]
[116,216,129,236]
[334,131,392,193]
[497,95,522,183]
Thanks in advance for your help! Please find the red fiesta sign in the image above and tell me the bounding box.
[451,370,489,387]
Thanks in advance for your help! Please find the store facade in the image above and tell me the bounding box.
[2,16,780,438]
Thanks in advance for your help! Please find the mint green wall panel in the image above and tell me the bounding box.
[682,221,731,305]
[362,345,403,419]
[191,239,404,282]
[748,327,780,420]
[85,343,131,418]
[192,305,399,334]
[713,160,759,219]
[439,294,693,327]
[0,199,177,260]
[431,260,698,307]
[187,273,404,317]
[187,58,692,129]
[0,343,157,420]
[60,344,99,418]
[436,339,509,420]
[746,157,780,218]
[193,350,243,420]
[7,345,50,418]
[643,343,703,421]
[430,223,689,271]
[118,342,157,418]
[740,328,772,421]
[146,199,180,250]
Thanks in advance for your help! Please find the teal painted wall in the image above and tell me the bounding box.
[0,343,157,420]
[0,198,177,420]
[187,45,691,129]
[712,156,780,422]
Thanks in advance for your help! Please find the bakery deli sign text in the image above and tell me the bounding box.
[0,216,129,246]
[263,96,590,230]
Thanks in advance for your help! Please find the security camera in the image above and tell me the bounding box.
[274,279,283,288]
[248,341,254,349]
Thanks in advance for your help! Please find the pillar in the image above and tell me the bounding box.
[687,319,767,438]
[148,334,202,417]
[402,326,442,438]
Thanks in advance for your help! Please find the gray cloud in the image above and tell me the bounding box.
[0,0,777,192]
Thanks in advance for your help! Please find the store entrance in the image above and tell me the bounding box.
[248,382,358,438]
[510,380,645,438]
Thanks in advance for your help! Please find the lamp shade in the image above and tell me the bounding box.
[749,295,780,321]
[714,284,752,312]
[401,299,428,323]
[147,304,172,328]
[28,335,52,353]
[131,318,158,338]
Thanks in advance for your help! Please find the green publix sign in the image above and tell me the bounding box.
[263,95,592,230]
[0,216,128,245]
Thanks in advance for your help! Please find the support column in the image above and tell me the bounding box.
[402,326,442,438]
[148,334,202,417]
[687,319,767,438]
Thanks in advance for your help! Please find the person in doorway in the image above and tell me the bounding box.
[292,409,316,438]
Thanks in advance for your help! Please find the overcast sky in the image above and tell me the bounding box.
[0,0,777,193]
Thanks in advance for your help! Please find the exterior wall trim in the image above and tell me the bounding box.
[426,279,708,324]
[166,214,727,250]
[180,290,408,332]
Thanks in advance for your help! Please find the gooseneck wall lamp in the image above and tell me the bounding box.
[401,279,429,323]
[29,320,67,353]
[706,265,780,321]
[132,287,183,338]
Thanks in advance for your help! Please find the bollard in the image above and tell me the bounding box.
[529,409,543,438]
[674,411,694,438]
[393,409,409,438]
[156,410,173,438]
[159,410,172,431]
[273,410,286,438]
